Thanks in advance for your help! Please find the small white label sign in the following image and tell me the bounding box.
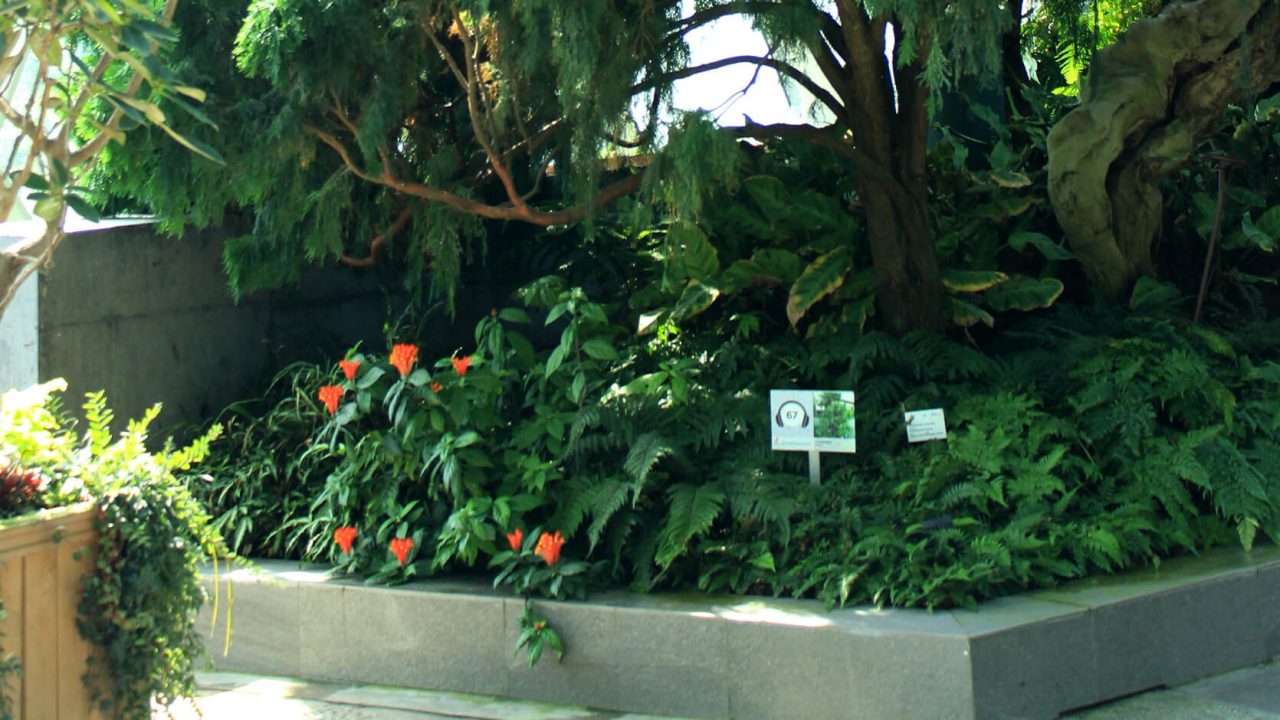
[770,390,856,453]
[905,408,947,443]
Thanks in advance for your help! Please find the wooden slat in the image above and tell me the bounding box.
[0,506,95,560]
[22,543,57,720]
[0,556,24,720]
[56,540,95,719]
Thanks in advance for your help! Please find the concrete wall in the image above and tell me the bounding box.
[7,220,388,434]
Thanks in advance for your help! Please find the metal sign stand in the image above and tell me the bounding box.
[808,449,821,486]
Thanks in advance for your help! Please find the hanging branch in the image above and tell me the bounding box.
[339,205,415,268]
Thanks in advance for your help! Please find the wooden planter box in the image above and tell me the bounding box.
[0,503,100,719]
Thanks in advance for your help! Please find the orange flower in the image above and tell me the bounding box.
[318,385,344,415]
[389,343,418,377]
[506,528,523,551]
[452,354,472,376]
[430,381,443,393]
[389,537,414,566]
[338,359,360,381]
[333,526,357,554]
[534,531,565,566]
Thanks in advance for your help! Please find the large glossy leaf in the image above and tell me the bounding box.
[786,246,852,327]
[1242,206,1280,252]
[665,221,719,284]
[672,281,720,322]
[941,269,1008,293]
[720,248,804,292]
[743,175,790,220]
[1008,231,1077,261]
[983,276,1065,312]
[949,298,994,328]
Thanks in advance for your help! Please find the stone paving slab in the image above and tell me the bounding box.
[1067,658,1280,719]
[156,672,693,720]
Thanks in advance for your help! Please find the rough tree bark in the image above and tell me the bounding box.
[1047,0,1280,300]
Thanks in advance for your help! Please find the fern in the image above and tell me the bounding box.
[655,483,726,569]
[83,391,115,456]
[623,431,674,502]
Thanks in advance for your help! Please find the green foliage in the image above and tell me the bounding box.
[0,380,233,718]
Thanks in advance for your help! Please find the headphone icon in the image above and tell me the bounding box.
[775,400,810,428]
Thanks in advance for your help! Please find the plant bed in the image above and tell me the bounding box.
[0,503,99,719]
[0,380,234,719]
[202,544,1280,720]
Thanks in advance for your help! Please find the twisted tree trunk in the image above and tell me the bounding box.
[1047,0,1280,300]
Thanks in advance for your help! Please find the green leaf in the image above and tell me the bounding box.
[498,308,532,324]
[357,367,386,389]
[1128,277,1181,311]
[406,368,430,387]
[581,338,619,361]
[545,342,568,378]
[942,269,1008,293]
[1007,231,1077,262]
[983,276,1064,312]
[671,281,720,322]
[665,221,719,283]
[743,175,790,219]
[21,173,49,191]
[1242,206,1280,252]
[988,169,1031,188]
[65,194,101,222]
[156,123,227,165]
[786,246,852,327]
[949,298,994,328]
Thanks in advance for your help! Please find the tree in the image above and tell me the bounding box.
[1047,0,1280,299]
[101,0,1032,333]
[0,0,221,323]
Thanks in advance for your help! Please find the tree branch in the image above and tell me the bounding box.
[305,124,644,226]
[68,0,180,167]
[631,55,845,120]
[340,205,413,268]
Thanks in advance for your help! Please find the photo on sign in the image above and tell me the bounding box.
[813,391,855,440]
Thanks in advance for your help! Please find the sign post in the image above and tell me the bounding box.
[769,389,856,485]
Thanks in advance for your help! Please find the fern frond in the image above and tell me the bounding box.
[655,482,726,568]
[624,431,674,502]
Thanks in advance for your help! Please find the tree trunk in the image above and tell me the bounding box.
[0,224,60,323]
[1047,0,1280,300]
[862,180,946,334]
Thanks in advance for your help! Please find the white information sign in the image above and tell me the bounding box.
[905,408,947,443]
[769,390,856,453]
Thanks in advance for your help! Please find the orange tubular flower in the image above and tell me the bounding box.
[506,528,523,551]
[389,343,419,378]
[430,381,443,393]
[452,354,472,377]
[389,537,414,566]
[333,526,358,554]
[534,531,565,566]
[339,359,361,381]
[318,385,344,415]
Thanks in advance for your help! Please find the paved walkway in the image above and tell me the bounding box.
[1067,657,1280,719]
[157,672,689,720]
[162,659,1280,719]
